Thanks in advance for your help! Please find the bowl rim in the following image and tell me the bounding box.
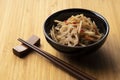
[43,8,109,48]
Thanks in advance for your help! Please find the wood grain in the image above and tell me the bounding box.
[0,0,120,80]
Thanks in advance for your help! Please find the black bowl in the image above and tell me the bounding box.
[43,8,109,55]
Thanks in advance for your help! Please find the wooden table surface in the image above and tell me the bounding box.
[0,0,120,80]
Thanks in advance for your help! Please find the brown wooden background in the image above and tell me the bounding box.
[0,0,120,80]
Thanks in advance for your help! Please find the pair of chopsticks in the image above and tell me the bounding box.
[18,38,96,80]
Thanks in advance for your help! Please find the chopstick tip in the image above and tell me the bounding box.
[17,38,24,43]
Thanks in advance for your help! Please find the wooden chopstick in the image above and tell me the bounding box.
[18,38,96,80]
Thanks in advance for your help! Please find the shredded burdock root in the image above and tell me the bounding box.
[50,14,103,47]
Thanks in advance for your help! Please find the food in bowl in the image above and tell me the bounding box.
[50,14,103,47]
